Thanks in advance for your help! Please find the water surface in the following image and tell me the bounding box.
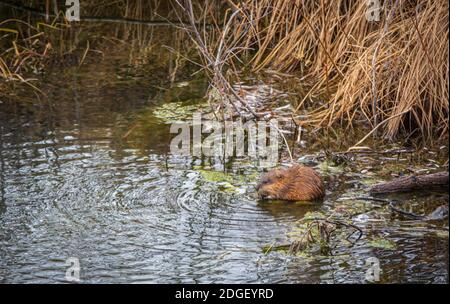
[0,49,448,284]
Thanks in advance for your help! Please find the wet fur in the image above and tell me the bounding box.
[256,165,325,201]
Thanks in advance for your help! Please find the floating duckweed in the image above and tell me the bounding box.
[368,237,397,250]
[335,200,372,215]
[218,182,237,192]
[302,211,327,221]
[153,100,208,123]
[261,244,290,255]
[434,230,449,239]
[194,168,259,194]
[196,168,259,183]
[318,160,345,175]
[197,169,235,183]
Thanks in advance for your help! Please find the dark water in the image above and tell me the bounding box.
[0,53,448,284]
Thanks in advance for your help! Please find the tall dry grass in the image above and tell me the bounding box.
[223,0,448,143]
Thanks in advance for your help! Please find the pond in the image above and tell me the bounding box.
[0,38,448,284]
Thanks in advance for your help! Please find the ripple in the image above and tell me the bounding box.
[0,81,447,283]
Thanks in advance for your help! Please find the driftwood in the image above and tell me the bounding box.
[370,171,449,194]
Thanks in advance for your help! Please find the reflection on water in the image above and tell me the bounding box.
[0,52,448,284]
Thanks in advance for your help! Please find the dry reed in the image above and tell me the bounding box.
[223,0,448,143]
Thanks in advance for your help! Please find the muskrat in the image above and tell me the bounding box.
[256,164,325,201]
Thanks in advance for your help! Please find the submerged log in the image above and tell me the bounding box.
[370,171,449,194]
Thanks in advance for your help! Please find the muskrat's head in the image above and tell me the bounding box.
[255,169,287,200]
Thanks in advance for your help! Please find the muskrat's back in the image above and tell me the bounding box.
[256,164,325,201]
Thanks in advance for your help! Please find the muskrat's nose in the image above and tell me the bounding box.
[257,189,269,200]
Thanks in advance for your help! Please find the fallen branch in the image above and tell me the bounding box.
[370,171,449,194]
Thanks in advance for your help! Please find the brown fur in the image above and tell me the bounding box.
[256,165,325,201]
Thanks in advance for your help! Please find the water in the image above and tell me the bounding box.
[0,51,448,284]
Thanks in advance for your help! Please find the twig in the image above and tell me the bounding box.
[349,109,410,150]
